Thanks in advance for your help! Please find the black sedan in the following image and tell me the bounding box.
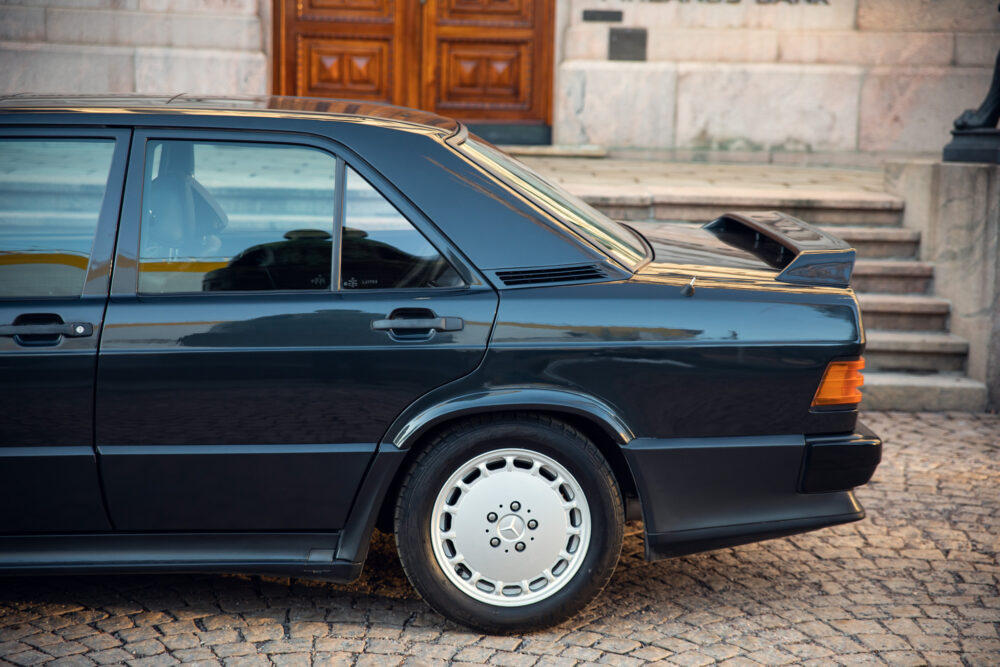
[0,96,881,633]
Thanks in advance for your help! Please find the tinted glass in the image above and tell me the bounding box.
[0,139,115,298]
[138,141,336,294]
[458,137,649,270]
[340,167,462,290]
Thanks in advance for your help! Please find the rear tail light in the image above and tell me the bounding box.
[812,358,865,407]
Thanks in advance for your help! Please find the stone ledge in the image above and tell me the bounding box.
[0,41,267,96]
[135,47,267,96]
[861,372,987,411]
[955,33,1000,67]
[859,294,950,315]
[857,0,1000,33]
[866,331,969,355]
[4,0,258,13]
[675,63,864,153]
[46,8,262,51]
[859,294,950,331]
[501,144,607,158]
[564,185,902,210]
[648,29,777,63]
[778,31,953,66]
[0,41,135,94]
[860,66,994,154]
[554,61,677,149]
[138,0,258,14]
[647,185,902,210]
[0,6,44,42]
[568,0,858,30]
[853,260,934,277]
[563,25,606,61]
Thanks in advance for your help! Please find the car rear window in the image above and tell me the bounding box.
[456,137,649,271]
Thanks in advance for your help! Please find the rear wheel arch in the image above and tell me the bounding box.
[374,408,639,534]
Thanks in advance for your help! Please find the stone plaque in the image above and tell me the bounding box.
[609,27,647,61]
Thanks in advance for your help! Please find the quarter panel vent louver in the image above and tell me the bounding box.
[495,265,607,287]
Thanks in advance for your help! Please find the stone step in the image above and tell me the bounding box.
[503,144,607,158]
[583,188,903,226]
[852,260,933,294]
[824,226,920,259]
[859,294,950,331]
[864,331,968,372]
[861,372,988,411]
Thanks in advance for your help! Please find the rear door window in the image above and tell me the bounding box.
[138,140,337,294]
[0,139,116,297]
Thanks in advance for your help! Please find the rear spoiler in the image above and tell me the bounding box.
[703,211,856,288]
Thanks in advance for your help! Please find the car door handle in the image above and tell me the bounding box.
[0,322,94,337]
[372,317,464,332]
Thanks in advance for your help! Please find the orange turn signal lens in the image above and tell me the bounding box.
[812,358,865,407]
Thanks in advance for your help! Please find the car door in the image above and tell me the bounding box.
[96,129,498,531]
[0,127,129,533]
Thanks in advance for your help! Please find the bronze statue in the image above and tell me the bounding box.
[954,48,1000,130]
[954,4,1000,129]
[943,4,1000,162]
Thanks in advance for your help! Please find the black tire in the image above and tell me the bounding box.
[394,414,624,633]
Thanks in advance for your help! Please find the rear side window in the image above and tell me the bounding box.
[0,139,115,298]
[341,166,462,290]
[138,140,336,294]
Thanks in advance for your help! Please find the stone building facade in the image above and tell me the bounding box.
[1,0,999,164]
[556,0,1000,162]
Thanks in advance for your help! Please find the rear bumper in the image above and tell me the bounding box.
[800,421,882,493]
[623,421,881,561]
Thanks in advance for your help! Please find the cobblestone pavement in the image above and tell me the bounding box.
[1,412,998,667]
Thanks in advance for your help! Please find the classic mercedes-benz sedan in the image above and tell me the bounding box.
[0,96,881,632]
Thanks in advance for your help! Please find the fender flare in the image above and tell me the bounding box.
[382,386,636,450]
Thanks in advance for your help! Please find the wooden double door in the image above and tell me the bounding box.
[273,0,554,133]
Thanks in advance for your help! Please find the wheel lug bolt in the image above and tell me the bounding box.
[487,512,498,522]
[527,520,538,530]
[515,542,525,552]
[490,537,500,547]
[510,501,521,511]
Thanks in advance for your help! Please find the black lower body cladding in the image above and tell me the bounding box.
[623,423,881,561]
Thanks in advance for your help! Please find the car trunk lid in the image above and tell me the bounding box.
[631,211,856,288]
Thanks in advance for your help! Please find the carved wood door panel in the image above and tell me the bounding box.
[274,0,414,105]
[422,0,550,124]
[274,0,553,127]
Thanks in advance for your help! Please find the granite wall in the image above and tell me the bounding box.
[557,0,1000,163]
[0,0,268,97]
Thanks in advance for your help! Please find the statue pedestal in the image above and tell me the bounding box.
[884,159,1000,410]
[943,129,1000,163]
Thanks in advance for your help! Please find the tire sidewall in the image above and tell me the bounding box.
[396,419,623,632]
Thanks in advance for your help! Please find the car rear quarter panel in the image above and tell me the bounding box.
[483,279,862,439]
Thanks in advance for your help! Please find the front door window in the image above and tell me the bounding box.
[0,139,115,297]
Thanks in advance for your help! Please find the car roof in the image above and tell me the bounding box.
[0,94,461,137]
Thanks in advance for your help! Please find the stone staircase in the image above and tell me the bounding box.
[524,158,988,412]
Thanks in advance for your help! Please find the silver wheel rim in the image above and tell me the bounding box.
[430,447,591,607]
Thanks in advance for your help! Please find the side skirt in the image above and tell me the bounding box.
[0,532,361,582]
